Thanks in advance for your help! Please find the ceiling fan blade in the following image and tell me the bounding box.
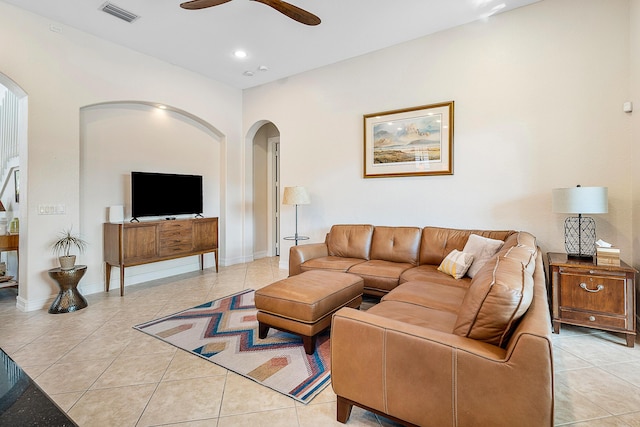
[180,0,233,10]
[253,0,321,26]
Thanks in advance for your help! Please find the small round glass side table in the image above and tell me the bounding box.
[283,236,309,246]
[48,265,88,314]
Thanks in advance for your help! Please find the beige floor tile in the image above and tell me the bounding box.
[120,331,178,357]
[155,420,219,427]
[217,407,299,427]
[61,333,131,362]
[560,416,634,426]
[557,367,640,415]
[600,361,640,388]
[49,391,84,412]
[162,349,227,381]
[617,412,640,427]
[554,380,611,425]
[91,352,174,389]
[10,337,85,367]
[20,363,50,379]
[68,383,157,427]
[296,401,380,426]
[137,376,226,426]
[219,372,295,417]
[34,358,113,395]
[553,346,594,372]
[553,334,638,366]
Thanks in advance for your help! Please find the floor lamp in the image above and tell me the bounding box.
[552,185,608,259]
[282,186,310,246]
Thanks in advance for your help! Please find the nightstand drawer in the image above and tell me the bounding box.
[559,309,627,329]
[559,273,625,315]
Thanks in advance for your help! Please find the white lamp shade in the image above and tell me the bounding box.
[282,186,310,205]
[552,186,608,214]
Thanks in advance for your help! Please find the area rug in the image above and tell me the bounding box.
[133,289,330,404]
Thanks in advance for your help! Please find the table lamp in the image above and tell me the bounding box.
[282,186,310,245]
[552,185,608,259]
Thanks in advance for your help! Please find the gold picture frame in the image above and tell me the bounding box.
[363,101,454,178]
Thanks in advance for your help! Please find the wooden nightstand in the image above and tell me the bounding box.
[548,252,637,347]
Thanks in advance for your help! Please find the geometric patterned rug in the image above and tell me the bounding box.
[133,289,331,404]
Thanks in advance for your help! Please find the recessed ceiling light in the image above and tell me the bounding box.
[243,71,254,77]
[258,65,269,72]
[234,50,247,59]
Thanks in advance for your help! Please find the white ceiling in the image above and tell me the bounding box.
[3,0,540,89]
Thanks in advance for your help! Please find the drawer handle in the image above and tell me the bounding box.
[580,283,604,293]
[589,315,596,321]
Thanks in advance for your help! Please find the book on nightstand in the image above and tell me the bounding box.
[596,247,620,266]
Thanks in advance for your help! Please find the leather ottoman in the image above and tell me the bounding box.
[254,270,364,354]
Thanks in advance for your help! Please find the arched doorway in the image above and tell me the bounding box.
[248,121,280,259]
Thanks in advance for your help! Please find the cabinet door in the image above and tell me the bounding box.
[123,225,157,263]
[193,218,218,251]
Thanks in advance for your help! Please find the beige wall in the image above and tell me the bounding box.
[0,2,242,310]
[244,0,634,269]
[631,0,640,317]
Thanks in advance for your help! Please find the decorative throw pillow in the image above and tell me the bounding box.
[438,249,474,279]
[463,234,504,278]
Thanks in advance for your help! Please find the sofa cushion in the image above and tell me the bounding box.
[327,224,374,260]
[382,281,467,314]
[367,300,458,333]
[437,249,474,279]
[463,234,504,278]
[501,245,537,275]
[400,265,473,288]
[495,231,538,274]
[301,256,366,273]
[419,227,515,266]
[370,226,421,265]
[348,260,415,296]
[453,256,534,347]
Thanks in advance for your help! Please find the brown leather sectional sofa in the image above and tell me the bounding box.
[289,225,553,426]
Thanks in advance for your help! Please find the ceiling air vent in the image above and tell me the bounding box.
[100,2,140,23]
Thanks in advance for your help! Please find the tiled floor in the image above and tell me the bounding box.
[1,257,640,426]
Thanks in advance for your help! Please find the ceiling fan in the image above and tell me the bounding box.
[180,0,321,26]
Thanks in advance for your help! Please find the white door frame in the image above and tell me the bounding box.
[267,137,280,256]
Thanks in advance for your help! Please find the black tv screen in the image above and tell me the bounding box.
[131,172,203,219]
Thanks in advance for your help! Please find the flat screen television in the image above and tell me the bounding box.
[131,171,203,219]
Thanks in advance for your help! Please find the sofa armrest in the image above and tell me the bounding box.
[288,243,328,276]
[331,307,553,427]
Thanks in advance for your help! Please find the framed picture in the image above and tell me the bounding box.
[363,101,454,178]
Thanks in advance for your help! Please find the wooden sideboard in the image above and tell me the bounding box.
[104,217,218,296]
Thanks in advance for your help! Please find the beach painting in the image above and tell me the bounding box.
[364,101,454,178]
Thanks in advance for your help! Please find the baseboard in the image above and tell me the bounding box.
[253,250,268,260]
[16,294,55,312]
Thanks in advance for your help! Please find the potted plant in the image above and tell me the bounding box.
[52,228,87,270]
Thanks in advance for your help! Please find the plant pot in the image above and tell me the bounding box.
[59,255,76,271]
